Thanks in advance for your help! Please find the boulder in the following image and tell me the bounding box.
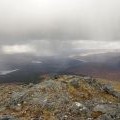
[69,79,80,88]
[0,115,18,120]
[96,111,120,120]
[102,84,114,93]
[69,102,88,114]
[93,104,116,114]
[102,84,120,99]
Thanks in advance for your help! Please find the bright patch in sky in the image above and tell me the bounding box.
[1,45,36,54]
[72,40,120,49]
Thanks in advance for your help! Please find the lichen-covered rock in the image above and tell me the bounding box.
[96,111,120,120]
[102,84,114,93]
[69,102,88,114]
[0,115,18,120]
[102,84,120,99]
[69,79,80,88]
[93,104,115,113]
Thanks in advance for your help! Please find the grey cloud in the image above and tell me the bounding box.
[0,0,120,57]
[0,0,120,43]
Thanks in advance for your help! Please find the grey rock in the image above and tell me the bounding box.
[83,76,92,81]
[69,79,79,88]
[83,76,103,91]
[93,104,116,114]
[112,91,120,99]
[0,115,18,120]
[96,112,120,120]
[102,84,120,99]
[94,104,120,120]
[28,83,34,88]
[5,91,29,111]
[102,84,114,93]
[69,102,88,114]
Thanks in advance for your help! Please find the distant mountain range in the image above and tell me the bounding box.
[0,50,120,83]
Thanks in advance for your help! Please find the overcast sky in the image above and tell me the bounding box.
[0,0,120,55]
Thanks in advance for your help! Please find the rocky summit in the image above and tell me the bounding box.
[0,75,120,120]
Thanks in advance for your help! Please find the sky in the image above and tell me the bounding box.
[0,0,120,56]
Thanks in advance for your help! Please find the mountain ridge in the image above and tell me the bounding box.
[0,75,120,120]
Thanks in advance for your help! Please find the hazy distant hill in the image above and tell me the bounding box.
[0,51,120,83]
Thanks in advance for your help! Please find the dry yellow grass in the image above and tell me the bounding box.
[67,78,119,103]
[91,111,103,119]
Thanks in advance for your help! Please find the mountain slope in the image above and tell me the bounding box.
[0,75,120,120]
